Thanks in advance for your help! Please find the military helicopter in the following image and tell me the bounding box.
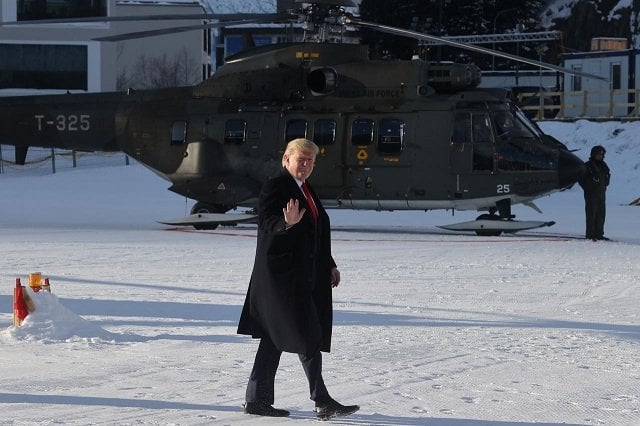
[0,0,597,235]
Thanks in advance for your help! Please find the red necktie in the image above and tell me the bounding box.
[301,181,318,221]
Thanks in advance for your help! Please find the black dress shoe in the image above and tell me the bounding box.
[315,399,360,420]
[243,402,290,417]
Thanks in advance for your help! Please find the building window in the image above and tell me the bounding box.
[285,119,307,142]
[378,119,404,154]
[203,27,211,55]
[224,119,247,144]
[17,0,107,21]
[571,65,582,91]
[171,121,187,145]
[0,43,87,90]
[611,63,621,90]
[313,119,336,146]
[351,119,374,145]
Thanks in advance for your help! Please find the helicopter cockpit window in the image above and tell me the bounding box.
[493,110,536,140]
[285,119,308,142]
[313,119,337,146]
[351,119,375,145]
[171,121,187,146]
[514,108,543,138]
[378,119,404,155]
[224,119,247,144]
[494,109,555,172]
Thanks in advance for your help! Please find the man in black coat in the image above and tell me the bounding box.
[237,138,359,420]
[579,145,611,241]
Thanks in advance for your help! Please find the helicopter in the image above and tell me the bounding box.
[0,0,598,236]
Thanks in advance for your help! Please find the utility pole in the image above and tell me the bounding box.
[432,0,451,61]
[492,7,518,70]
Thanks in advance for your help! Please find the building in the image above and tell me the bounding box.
[0,0,211,93]
[561,38,637,118]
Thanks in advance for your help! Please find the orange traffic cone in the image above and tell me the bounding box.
[13,278,29,326]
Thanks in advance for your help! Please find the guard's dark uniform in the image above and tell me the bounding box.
[579,146,610,240]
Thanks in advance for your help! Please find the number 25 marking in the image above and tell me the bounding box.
[497,184,510,194]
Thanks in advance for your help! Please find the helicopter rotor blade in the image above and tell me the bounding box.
[0,13,291,26]
[93,14,294,42]
[348,18,607,82]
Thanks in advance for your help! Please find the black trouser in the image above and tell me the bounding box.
[585,193,606,239]
[245,336,330,405]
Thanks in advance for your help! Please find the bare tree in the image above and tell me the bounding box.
[124,47,201,90]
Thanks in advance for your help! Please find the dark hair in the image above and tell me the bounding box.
[590,145,606,157]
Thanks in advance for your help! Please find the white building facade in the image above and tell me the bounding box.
[561,48,637,118]
[0,0,211,93]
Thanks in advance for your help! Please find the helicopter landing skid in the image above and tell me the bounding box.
[438,219,556,235]
[159,212,258,228]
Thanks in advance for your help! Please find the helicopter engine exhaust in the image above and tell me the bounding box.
[307,67,338,95]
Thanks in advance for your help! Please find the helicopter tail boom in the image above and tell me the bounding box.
[0,92,125,161]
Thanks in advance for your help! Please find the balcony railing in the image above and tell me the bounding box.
[515,88,640,121]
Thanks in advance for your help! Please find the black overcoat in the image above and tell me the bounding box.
[237,168,336,355]
[579,158,610,197]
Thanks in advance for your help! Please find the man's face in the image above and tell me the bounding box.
[284,149,316,181]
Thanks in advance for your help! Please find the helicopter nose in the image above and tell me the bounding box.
[557,149,585,189]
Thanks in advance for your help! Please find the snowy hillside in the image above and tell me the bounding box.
[541,0,639,48]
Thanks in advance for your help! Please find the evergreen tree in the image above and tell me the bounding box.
[359,0,437,59]
[358,0,546,68]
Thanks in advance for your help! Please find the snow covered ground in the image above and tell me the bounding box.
[0,121,638,425]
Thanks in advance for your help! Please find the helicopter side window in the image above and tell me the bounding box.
[313,119,337,146]
[224,119,247,144]
[171,121,187,146]
[351,119,374,145]
[471,114,494,172]
[452,113,471,144]
[472,114,492,143]
[285,119,308,142]
[378,119,404,155]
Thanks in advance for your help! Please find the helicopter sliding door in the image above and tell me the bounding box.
[450,111,494,173]
[280,113,345,188]
[449,110,495,198]
[342,114,414,209]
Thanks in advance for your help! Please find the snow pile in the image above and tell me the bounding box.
[1,288,117,344]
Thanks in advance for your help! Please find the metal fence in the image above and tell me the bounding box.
[0,146,130,176]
